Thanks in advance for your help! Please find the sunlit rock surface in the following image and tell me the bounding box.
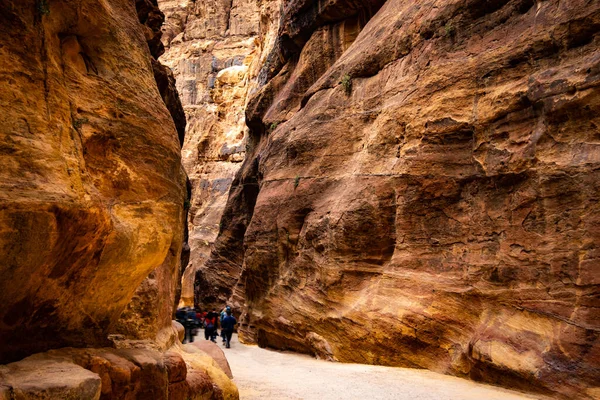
[0,0,187,363]
[157,0,280,307]
[0,1,239,398]
[203,0,600,398]
[0,342,238,400]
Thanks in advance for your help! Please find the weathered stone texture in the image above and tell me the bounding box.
[136,0,188,145]
[204,0,600,398]
[157,0,280,307]
[192,341,234,379]
[0,0,186,362]
[0,344,238,400]
[0,1,240,398]
[0,357,101,400]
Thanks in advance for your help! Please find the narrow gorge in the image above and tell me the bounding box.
[0,0,599,399]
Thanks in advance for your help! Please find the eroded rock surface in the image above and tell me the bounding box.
[0,0,240,398]
[157,0,280,307]
[0,358,101,400]
[109,0,191,342]
[192,341,234,379]
[203,0,600,398]
[0,342,238,400]
[0,0,189,363]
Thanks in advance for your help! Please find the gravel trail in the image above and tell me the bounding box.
[221,334,543,400]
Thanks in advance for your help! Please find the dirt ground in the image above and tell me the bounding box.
[218,334,543,400]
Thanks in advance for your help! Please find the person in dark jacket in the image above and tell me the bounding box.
[204,310,217,342]
[183,307,198,343]
[220,306,231,343]
[175,308,186,321]
[220,309,237,348]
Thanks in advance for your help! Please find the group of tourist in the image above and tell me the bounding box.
[175,305,237,348]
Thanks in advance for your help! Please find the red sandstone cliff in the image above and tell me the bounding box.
[203,0,600,398]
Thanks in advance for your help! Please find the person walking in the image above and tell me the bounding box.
[221,309,237,349]
[175,307,186,322]
[220,306,231,343]
[183,307,198,343]
[204,310,217,342]
[208,308,220,341]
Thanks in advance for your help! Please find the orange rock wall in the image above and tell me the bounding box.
[204,0,600,397]
[0,0,186,362]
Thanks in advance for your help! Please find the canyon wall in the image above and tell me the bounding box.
[203,0,600,398]
[0,0,186,362]
[157,0,280,307]
[112,0,190,342]
[0,0,237,398]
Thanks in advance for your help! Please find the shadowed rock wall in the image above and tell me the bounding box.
[0,0,186,363]
[203,0,600,398]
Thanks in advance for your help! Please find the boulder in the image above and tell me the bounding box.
[164,351,187,383]
[192,341,234,378]
[0,357,101,400]
[173,320,186,343]
[0,345,239,400]
[181,344,239,400]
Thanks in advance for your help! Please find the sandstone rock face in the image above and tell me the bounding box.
[192,341,234,379]
[157,0,280,307]
[0,344,238,400]
[0,0,186,362]
[137,0,187,144]
[111,0,190,341]
[203,0,600,398]
[0,1,240,398]
[0,357,101,400]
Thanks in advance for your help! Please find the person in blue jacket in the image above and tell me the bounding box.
[220,305,231,343]
[220,309,237,348]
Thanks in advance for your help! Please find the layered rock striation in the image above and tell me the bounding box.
[203,0,600,398]
[157,0,280,307]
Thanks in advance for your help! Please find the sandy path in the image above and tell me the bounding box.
[220,334,542,400]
